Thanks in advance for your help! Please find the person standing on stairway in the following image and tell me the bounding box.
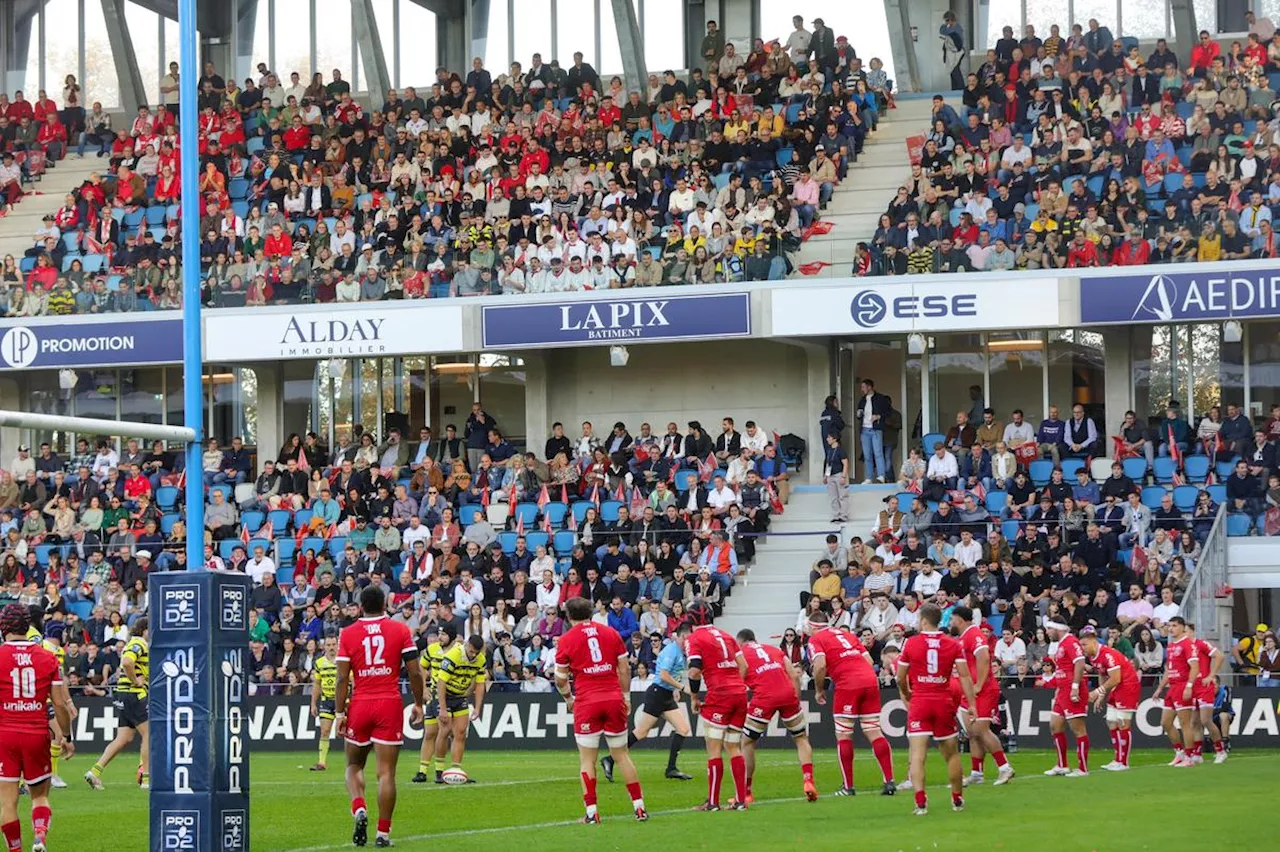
[824,434,850,524]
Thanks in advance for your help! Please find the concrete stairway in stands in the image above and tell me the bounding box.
[0,154,102,261]
[717,485,896,641]
[796,97,936,277]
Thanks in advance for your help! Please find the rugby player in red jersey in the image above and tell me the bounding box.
[896,603,975,816]
[1043,620,1090,777]
[334,586,426,848]
[1186,623,1227,764]
[554,597,647,824]
[734,629,817,802]
[950,607,1014,786]
[809,625,897,797]
[1154,616,1200,767]
[687,624,749,811]
[0,604,74,852]
[1079,625,1140,771]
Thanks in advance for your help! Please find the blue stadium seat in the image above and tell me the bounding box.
[921,432,945,454]
[1059,459,1085,479]
[543,502,568,528]
[209,484,232,502]
[61,232,79,254]
[240,510,265,533]
[34,544,56,565]
[246,137,264,155]
[328,536,347,558]
[897,491,917,509]
[1028,459,1053,487]
[459,504,483,525]
[1215,458,1238,479]
[276,566,295,586]
[1226,513,1252,536]
[552,530,576,556]
[81,254,107,273]
[267,509,293,533]
[1141,487,1168,509]
[299,536,325,557]
[155,486,179,510]
[1163,173,1183,195]
[69,601,92,621]
[785,103,802,123]
[1206,484,1227,505]
[1153,456,1177,485]
[274,539,296,565]
[1172,484,1200,512]
[674,469,698,493]
[231,200,249,219]
[1184,455,1210,483]
[123,208,145,229]
[218,539,239,560]
[775,148,794,167]
[1085,175,1105,197]
[145,205,167,225]
[19,257,34,273]
[571,501,594,524]
[600,500,623,522]
[1001,519,1021,541]
[294,508,314,529]
[985,490,1007,514]
[1122,457,1148,481]
[511,503,539,527]
[497,532,517,554]
[524,532,549,552]
[160,514,179,534]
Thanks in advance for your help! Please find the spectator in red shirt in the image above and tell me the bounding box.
[283,115,311,151]
[32,90,59,125]
[1113,232,1151,266]
[1189,30,1220,76]
[264,223,293,259]
[6,91,34,123]
[1066,232,1099,267]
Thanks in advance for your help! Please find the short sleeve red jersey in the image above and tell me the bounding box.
[738,642,797,703]
[337,616,417,702]
[687,626,747,696]
[959,625,998,694]
[0,641,62,733]
[1089,644,1138,692]
[808,628,877,690]
[1166,636,1193,683]
[1193,639,1216,679]
[554,622,628,702]
[899,631,963,698]
[1051,634,1086,685]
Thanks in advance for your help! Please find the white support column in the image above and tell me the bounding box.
[523,351,549,453]
[1102,327,1134,427]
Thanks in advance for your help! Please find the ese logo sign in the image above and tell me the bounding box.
[160,585,201,631]
[160,810,199,850]
[849,290,977,329]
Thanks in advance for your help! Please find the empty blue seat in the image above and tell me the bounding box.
[123,208,145,229]
[275,539,297,564]
[145,205,167,225]
[61,232,79,254]
[1172,484,1200,512]
[240,510,265,533]
[511,503,539,527]
[294,508,314,529]
[246,137,264,155]
[231,200,249,219]
[81,253,107,273]
[1001,519,1021,541]
[552,530,577,556]
[1141,487,1168,509]
[1153,457,1177,485]
[276,566,295,586]
[1059,459,1085,480]
[1184,455,1210,483]
[267,509,293,533]
[571,502,595,524]
[1226,513,1252,536]
[299,536,325,556]
[1122,457,1148,481]
[328,536,347,558]
[775,147,794,167]
[897,491,918,509]
[459,504,483,525]
[1206,484,1227,504]
[160,514,179,534]
[1029,460,1054,487]
[19,257,34,273]
[1215,458,1239,479]
[497,531,518,554]
[219,539,239,560]
[600,500,623,522]
[543,502,568,528]
[985,490,1007,514]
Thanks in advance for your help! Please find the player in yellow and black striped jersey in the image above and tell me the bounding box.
[434,635,488,781]
[25,620,76,789]
[309,637,340,771]
[85,618,150,791]
[412,625,458,784]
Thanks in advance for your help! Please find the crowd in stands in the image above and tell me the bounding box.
[785,390,1280,689]
[3,15,887,316]
[859,12,1280,275]
[0,409,798,694]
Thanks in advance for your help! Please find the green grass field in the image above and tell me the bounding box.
[31,746,1276,851]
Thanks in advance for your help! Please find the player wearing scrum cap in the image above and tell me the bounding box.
[1042,620,1090,777]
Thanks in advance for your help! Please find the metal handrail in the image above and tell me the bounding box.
[1183,505,1228,650]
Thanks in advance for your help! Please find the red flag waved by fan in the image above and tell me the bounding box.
[970,481,987,505]
[1130,542,1148,574]
[537,484,550,511]
[1112,435,1136,461]
[699,453,716,484]
[294,523,307,553]
[258,520,274,543]
[323,522,337,542]
[589,484,600,509]
[515,512,525,536]
[615,480,627,503]
[296,445,310,472]
[481,487,491,509]
[630,486,645,516]
[240,521,251,548]
[542,511,553,534]
[766,482,784,515]
[1166,425,1182,468]
[561,483,570,504]
[1014,441,1039,467]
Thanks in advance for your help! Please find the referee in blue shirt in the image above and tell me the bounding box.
[602,622,694,782]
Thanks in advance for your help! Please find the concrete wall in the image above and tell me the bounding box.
[541,338,816,462]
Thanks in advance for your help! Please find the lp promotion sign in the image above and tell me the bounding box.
[0,318,183,370]
[771,279,1061,335]
[149,572,251,852]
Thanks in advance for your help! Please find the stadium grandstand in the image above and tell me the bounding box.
[0,0,1276,848]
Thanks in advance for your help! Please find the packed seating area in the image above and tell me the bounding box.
[861,14,1280,274]
[0,413,801,693]
[791,393,1280,686]
[3,19,886,314]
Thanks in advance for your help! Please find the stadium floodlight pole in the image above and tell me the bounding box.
[178,0,205,566]
[0,411,195,444]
